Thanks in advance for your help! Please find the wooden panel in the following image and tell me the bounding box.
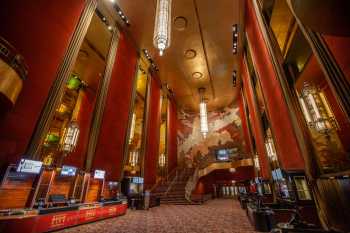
[49,176,74,199]
[85,179,101,203]
[0,172,35,209]
[35,170,54,202]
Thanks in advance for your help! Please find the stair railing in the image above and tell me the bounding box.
[150,167,178,193]
[164,169,179,197]
[185,167,199,202]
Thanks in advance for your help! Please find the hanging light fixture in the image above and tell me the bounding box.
[61,121,80,154]
[153,0,172,56]
[298,82,337,133]
[198,88,209,138]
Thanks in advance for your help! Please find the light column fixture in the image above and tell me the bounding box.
[61,121,80,154]
[153,0,172,56]
[129,113,136,144]
[159,153,166,168]
[254,153,260,171]
[264,136,277,162]
[198,88,209,138]
[298,82,337,133]
[129,150,139,167]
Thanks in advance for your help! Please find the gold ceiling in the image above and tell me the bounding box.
[103,0,245,112]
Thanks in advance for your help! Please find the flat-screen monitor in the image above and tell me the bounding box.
[132,177,144,184]
[94,170,105,179]
[17,159,43,174]
[216,149,230,161]
[61,165,77,176]
[275,168,283,180]
[216,148,237,161]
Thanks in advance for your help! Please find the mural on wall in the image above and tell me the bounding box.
[177,105,246,167]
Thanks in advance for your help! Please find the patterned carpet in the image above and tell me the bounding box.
[56,199,257,233]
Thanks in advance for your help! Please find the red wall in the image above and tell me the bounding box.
[193,167,255,195]
[322,35,350,84]
[238,94,253,156]
[0,0,85,170]
[167,97,178,173]
[245,0,305,170]
[241,59,270,178]
[92,33,138,181]
[144,76,162,189]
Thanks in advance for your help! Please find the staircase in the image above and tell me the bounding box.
[152,168,197,205]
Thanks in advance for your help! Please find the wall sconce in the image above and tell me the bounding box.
[61,121,80,154]
[298,82,337,133]
[129,113,136,144]
[254,154,260,171]
[265,137,278,162]
[159,153,166,168]
[129,150,139,167]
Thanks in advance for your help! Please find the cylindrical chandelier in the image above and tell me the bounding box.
[199,101,209,138]
[298,82,337,133]
[198,88,209,138]
[153,0,172,56]
[61,121,80,153]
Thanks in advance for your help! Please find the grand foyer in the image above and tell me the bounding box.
[0,0,350,233]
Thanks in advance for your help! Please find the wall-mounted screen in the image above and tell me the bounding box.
[275,168,283,180]
[17,159,43,174]
[61,165,77,176]
[94,170,105,179]
[215,148,237,161]
[132,177,144,184]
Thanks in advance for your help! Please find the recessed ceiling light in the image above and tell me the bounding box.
[174,16,188,31]
[192,72,203,79]
[184,49,197,59]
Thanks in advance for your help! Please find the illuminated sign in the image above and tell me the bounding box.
[17,159,43,174]
[94,170,105,179]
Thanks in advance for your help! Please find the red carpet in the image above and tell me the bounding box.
[56,199,257,233]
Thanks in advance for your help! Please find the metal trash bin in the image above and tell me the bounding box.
[247,205,275,232]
